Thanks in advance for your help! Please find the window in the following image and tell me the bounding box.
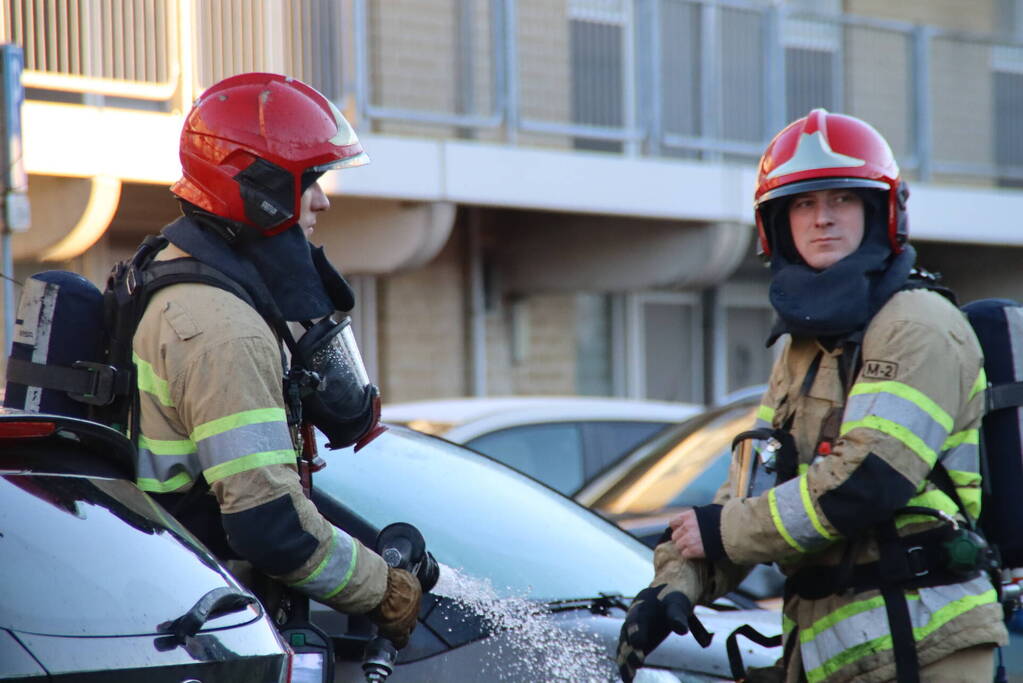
[725,305,775,394]
[993,1,1023,188]
[569,0,628,152]
[783,0,841,121]
[575,293,614,396]
[993,71,1023,188]
[467,423,585,494]
[627,292,702,403]
[583,421,669,476]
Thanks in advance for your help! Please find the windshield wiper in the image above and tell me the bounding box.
[158,587,259,644]
[547,592,630,615]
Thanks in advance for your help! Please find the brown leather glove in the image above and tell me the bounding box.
[367,567,422,649]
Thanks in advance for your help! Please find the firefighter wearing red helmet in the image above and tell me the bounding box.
[618,110,1007,682]
[131,73,420,648]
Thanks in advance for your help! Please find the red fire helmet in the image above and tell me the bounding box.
[171,72,368,236]
[753,108,907,259]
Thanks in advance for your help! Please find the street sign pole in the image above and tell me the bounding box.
[0,44,29,357]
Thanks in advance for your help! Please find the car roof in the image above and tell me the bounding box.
[382,396,703,440]
[0,409,135,479]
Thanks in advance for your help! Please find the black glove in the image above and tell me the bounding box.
[616,585,710,683]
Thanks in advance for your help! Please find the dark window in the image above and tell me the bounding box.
[720,8,764,145]
[994,71,1023,189]
[467,423,585,494]
[660,1,702,152]
[575,294,613,396]
[785,47,834,121]
[571,19,624,153]
[725,305,775,393]
[642,301,699,402]
[583,421,670,477]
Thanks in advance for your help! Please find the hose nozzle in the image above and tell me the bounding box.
[376,522,440,593]
[362,636,397,682]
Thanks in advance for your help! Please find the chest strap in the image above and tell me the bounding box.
[784,527,974,602]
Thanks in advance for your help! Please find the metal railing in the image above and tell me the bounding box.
[2,0,179,100]
[4,0,1023,184]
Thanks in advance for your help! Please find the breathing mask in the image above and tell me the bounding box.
[731,427,798,499]
[293,315,384,450]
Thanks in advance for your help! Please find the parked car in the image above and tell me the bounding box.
[576,391,762,547]
[0,410,295,682]
[572,390,789,603]
[382,396,702,496]
[310,425,782,681]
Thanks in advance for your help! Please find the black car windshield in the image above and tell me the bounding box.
[314,427,653,601]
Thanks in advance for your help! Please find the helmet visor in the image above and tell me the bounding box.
[757,177,888,207]
[311,151,370,173]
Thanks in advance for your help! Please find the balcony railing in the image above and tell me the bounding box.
[4,0,1023,184]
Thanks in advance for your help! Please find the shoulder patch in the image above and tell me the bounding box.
[861,359,898,380]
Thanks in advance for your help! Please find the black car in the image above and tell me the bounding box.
[308,425,781,681]
[0,410,293,682]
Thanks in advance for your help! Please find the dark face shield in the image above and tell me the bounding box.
[294,316,383,450]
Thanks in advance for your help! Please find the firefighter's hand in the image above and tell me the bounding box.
[616,585,694,682]
[367,567,421,649]
[669,508,705,559]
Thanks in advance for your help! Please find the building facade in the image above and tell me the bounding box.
[4,0,1023,405]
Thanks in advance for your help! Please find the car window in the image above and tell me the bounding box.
[666,450,731,507]
[591,405,757,514]
[465,423,584,494]
[583,421,669,475]
[315,427,652,600]
[0,474,254,636]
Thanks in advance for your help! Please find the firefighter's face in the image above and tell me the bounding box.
[299,181,330,239]
[787,189,865,270]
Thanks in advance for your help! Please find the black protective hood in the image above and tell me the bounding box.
[764,189,916,345]
[163,210,354,323]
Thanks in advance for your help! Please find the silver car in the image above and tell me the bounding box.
[382,397,701,496]
[309,425,781,682]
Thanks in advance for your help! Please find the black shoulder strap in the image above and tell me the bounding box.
[899,268,958,306]
[102,235,260,440]
[985,382,1023,413]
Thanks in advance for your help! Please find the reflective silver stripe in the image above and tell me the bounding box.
[844,391,948,455]
[941,442,980,474]
[800,575,997,679]
[753,418,772,430]
[289,527,359,599]
[135,440,201,490]
[136,452,198,486]
[196,420,295,470]
[772,476,831,552]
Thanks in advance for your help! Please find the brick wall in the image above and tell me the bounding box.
[377,228,467,402]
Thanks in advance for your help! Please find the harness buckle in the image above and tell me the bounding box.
[67,361,120,406]
[906,546,929,577]
[126,267,138,296]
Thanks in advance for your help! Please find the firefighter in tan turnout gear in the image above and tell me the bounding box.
[131,73,419,646]
[617,109,1008,682]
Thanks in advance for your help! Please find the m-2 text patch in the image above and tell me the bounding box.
[862,360,898,380]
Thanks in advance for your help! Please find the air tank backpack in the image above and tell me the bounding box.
[3,235,254,438]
